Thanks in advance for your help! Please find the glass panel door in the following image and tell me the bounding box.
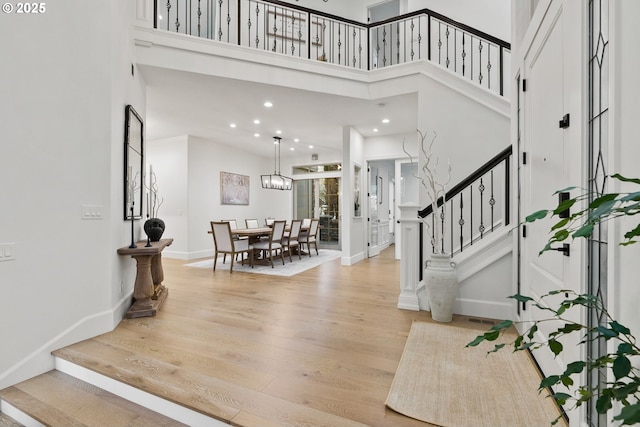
[294,177,341,249]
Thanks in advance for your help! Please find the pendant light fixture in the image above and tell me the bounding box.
[261,136,293,190]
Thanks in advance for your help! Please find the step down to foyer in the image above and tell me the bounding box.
[0,412,23,427]
[0,370,187,426]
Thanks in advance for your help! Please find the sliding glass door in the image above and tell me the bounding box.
[293,176,341,249]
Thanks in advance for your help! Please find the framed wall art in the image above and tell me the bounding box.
[124,104,144,220]
[220,171,250,205]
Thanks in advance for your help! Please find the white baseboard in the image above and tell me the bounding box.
[341,251,365,266]
[0,293,131,389]
[455,298,512,321]
[0,400,45,427]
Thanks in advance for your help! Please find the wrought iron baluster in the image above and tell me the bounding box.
[175,0,180,32]
[197,0,201,37]
[358,28,362,68]
[470,185,473,246]
[321,19,327,62]
[217,0,222,40]
[458,194,464,252]
[352,27,357,67]
[166,0,171,31]
[256,2,266,49]
[470,36,474,81]
[375,27,380,68]
[225,0,230,42]
[487,44,492,90]
[437,22,442,64]
[478,40,484,85]
[462,33,466,76]
[337,23,342,65]
[410,19,415,61]
[396,22,400,65]
[453,29,456,72]
[291,12,296,55]
[271,6,278,52]
[450,199,454,255]
[490,170,496,232]
[382,25,387,66]
[440,203,445,254]
[247,0,252,47]
[479,177,485,239]
[445,26,450,68]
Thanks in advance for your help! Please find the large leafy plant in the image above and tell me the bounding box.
[467,173,640,425]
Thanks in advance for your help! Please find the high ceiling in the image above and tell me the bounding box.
[141,65,418,161]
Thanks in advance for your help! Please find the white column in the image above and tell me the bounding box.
[398,203,423,311]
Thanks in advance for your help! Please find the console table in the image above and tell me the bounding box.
[117,238,173,318]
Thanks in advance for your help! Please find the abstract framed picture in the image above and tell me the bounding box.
[220,171,250,205]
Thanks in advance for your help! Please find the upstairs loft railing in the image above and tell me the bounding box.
[418,145,512,263]
[153,0,511,96]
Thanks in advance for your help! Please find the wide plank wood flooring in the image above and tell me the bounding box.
[54,246,493,427]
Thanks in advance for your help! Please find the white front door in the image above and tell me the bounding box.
[520,0,584,398]
[368,166,381,257]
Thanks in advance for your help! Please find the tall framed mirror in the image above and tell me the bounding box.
[124,105,144,220]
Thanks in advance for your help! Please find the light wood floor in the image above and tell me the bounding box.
[55,246,493,427]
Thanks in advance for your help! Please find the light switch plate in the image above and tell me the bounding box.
[82,205,104,220]
[0,243,16,262]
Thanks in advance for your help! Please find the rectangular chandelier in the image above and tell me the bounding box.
[262,136,293,190]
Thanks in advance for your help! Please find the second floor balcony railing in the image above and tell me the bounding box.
[154,0,511,96]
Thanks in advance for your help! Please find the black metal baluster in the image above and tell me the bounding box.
[226,0,230,42]
[445,25,450,68]
[166,0,171,31]
[440,203,445,254]
[431,210,436,253]
[175,0,180,32]
[478,40,483,85]
[469,185,473,246]
[375,27,380,68]
[410,18,415,61]
[256,2,258,49]
[358,28,362,68]
[383,25,388,66]
[217,0,222,40]
[396,22,400,65]
[437,22,442,65]
[197,0,201,36]
[458,194,464,252]
[271,6,278,51]
[454,29,457,72]
[187,0,190,35]
[352,27,357,67]
[291,12,296,55]
[462,33,466,76]
[450,199,454,255]
[470,35,474,81]
[247,0,252,47]
[504,156,510,226]
[322,19,327,62]
[479,177,485,239]
[487,44,492,90]
[337,23,342,65]
[425,14,429,61]
[490,170,496,232]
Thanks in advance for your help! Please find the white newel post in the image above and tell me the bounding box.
[397,203,424,311]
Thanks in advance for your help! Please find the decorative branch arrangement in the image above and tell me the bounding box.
[403,129,451,254]
[145,165,164,219]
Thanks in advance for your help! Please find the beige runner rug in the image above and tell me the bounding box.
[385,321,566,427]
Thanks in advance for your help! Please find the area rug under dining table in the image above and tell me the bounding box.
[385,321,567,427]
[185,249,342,277]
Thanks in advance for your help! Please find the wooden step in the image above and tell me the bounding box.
[0,412,23,427]
[0,370,187,427]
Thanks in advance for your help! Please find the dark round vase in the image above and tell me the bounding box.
[144,218,166,242]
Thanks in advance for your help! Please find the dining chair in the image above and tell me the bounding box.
[221,219,246,262]
[300,218,319,256]
[264,218,275,227]
[251,220,286,268]
[210,221,253,273]
[245,218,259,229]
[301,218,311,230]
[283,219,302,262]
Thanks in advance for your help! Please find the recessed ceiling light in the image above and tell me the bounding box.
[294,138,299,142]
[276,130,282,134]
[254,133,260,137]
[264,101,273,108]
[373,128,379,132]
[254,119,260,125]
[308,145,314,149]
[290,147,295,151]
[229,123,236,128]
[382,118,390,124]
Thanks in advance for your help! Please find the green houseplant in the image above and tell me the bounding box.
[467,173,640,425]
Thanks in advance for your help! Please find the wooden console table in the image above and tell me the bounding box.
[117,238,173,318]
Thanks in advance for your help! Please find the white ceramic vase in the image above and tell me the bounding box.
[425,253,458,322]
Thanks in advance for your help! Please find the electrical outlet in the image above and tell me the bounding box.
[82,205,104,220]
[0,243,16,262]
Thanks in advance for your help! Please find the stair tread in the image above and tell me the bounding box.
[0,412,23,427]
[0,370,187,427]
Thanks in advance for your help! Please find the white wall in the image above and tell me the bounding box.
[147,135,292,260]
[0,0,146,387]
[408,0,511,42]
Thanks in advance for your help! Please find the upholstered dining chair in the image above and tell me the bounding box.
[251,220,286,268]
[299,218,319,256]
[210,221,253,273]
[245,218,259,229]
[221,219,246,262]
[301,218,311,230]
[283,219,302,262]
[264,218,275,227]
